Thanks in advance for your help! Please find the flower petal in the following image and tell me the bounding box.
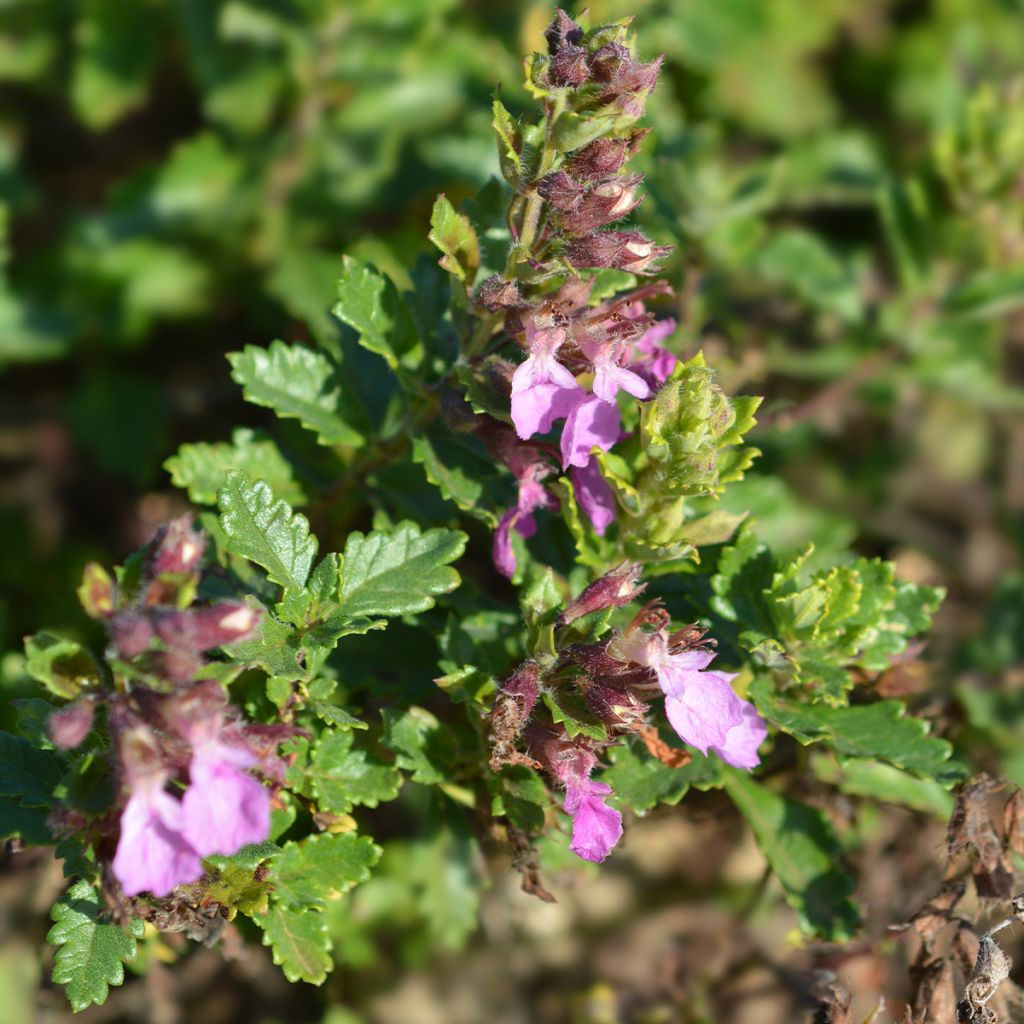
[571,460,617,535]
[112,791,203,897]
[560,395,621,468]
[181,757,271,858]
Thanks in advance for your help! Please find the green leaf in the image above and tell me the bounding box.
[228,341,363,447]
[752,682,958,782]
[309,702,367,730]
[333,256,421,370]
[271,833,381,909]
[812,756,954,818]
[260,904,332,985]
[225,610,305,678]
[411,427,504,528]
[428,194,480,284]
[724,770,860,941]
[540,688,606,741]
[381,706,454,785]
[165,428,307,507]
[340,521,466,618]
[942,267,1024,320]
[218,472,318,590]
[23,633,101,700]
[491,765,549,833]
[0,732,66,808]
[306,729,401,814]
[0,796,53,845]
[491,97,523,183]
[47,881,142,1012]
[603,739,723,814]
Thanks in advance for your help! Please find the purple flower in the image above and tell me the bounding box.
[180,719,270,858]
[561,394,620,468]
[591,347,651,404]
[112,782,204,896]
[510,322,583,440]
[111,726,204,897]
[614,633,766,769]
[711,700,768,771]
[527,730,623,864]
[628,316,677,388]
[564,778,623,862]
[571,460,617,535]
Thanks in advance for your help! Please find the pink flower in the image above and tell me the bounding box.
[112,777,202,897]
[180,719,270,858]
[615,633,766,769]
[591,347,651,404]
[711,700,767,771]
[493,477,559,578]
[571,460,616,535]
[561,394,621,468]
[565,778,623,863]
[628,317,677,388]
[510,322,583,439]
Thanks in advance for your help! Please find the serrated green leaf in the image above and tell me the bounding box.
[381,706,454,785]
[751,681,958,781]
[165,428,306,506]
[218,472,318,590]
[411,427,504,528]
[812,756,954,818]
[603,739,723,814]
[23,633,101,700]
[724,770,860,941]
[491,97,523,183]
[310,702,367,730]
[271,833,381,909]
[0,732,66,808]
[340,521,465,618]
[228,341,363,447]
[307,729,401,814]
[225,610,304,677]
[491,765,549,833]
[333,256,420,370]
[428,194,480,284]
[47,881,142,1012]
[260,904,332,985]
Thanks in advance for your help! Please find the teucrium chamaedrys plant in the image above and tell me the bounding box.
[1,8,961,1011]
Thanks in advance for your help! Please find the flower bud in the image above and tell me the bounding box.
[580,677,648,729]
[477,274,523,312]
[589,42,632,84]
[150,516,205,576]
[489,661,541,771]
[78,562,115,620]
[559,562,646,625]
[564,133,650,180]
[564,231,672,274]
[110,614,154,658]
[537,171,587,212]
[548,45,590,87]
[544,9,583,53]
[554,175,644,234]
[48,700,95,750]
[568,640,658,689]
[153,602,261,652]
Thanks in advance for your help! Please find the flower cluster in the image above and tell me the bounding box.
[57,516,282,898]
[111,687,271,897]
[489,563,767,864]
[469,9,678,577]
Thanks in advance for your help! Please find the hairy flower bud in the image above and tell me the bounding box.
[152,603,261,652]
[555,175,644,234]
[477,274,524,312]
[568,639,658,690]
[559,562,646,625]
[564,231,672,274]
[544,8,583,53]
[489,661,541,770]
[538,171,587,212]
[548,45,590,87]
[110,613,154,658]
[565,132,650,180]
[580,677,649,729]
[48,700,95,750]
[150,515,205,576]
[589,42,632,84]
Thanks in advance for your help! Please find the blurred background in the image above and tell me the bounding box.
[1,0,1023,1021]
